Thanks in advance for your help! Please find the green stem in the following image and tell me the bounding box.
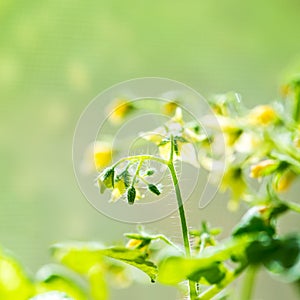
[112,154,168,169]
[110,146,197,298]
[286,201,300,214]
[168,163,190,254]
[240,266,257,300]
[168,134,197,299]
[132,160,143,184]
[293,83,300,122]
[168,162,197,299]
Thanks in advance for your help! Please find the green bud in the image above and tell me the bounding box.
[127,186,136,205]
[146,169,155,176]
[148,184,161,195]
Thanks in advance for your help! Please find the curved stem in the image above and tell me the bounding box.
[111,154,168,169]
[132,160,143,184]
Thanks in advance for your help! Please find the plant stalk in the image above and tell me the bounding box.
[168,162,197,299]
[240,266,257,300]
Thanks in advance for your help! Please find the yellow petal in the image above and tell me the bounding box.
[110,180,126,202]
[247,105,278,126]
[82,141,113,173]
[159,142,172,160]
[273,170,296,192]
[172,107,184,124]
[250,159,279,178]
[235,132,261,153]
[107,98,134,125]
[162,101,179,116]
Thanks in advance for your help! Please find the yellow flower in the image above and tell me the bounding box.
[110,179,127,202]
[106,98,134,125]
[250,159,280,178]
[273,169,296,192]
[247,105,278,126]
[141,130,165,145]
[294,137,300,148]
[162,101,179,116]
[171,107,184,124]
[235,132,262,153]
[126,239,143,249]
[220,167,247,211]
[94,142,113,170]
[158,142,172,160]
[82,141,113,173]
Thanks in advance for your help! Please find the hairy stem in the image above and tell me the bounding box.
[168,163,190,255]
[168,162,197,299]
[112,154,168,169]
[110,146,197,298]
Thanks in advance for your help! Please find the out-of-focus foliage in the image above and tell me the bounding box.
[2,1,300,299]
[0,248,34,299]
[30,291,74,300]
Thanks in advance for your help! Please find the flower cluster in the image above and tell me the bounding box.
[95,105,210,204]
[199,85,300,209]
[92,81,300,211]
[97,160,162,204]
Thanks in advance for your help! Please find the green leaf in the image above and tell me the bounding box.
[148,184,161,195]
[232,207,275,237]
[188,262,226,284]
[35,264,87,300]
[127,186,136,205]
[124,232,182,252]
[158,236,252,285]
[88,265,109,300]
[52,243,157,283]
[0,248,34,300]
[100,247,158,282]
[264,235,300,277]
[29,291,74,300]
[245,234,279,265]
[51,242,105,274]
[158,256,226,285]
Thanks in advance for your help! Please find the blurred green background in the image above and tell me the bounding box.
[1,0,300,299]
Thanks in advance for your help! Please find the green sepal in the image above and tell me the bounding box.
[102,168,115,188]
